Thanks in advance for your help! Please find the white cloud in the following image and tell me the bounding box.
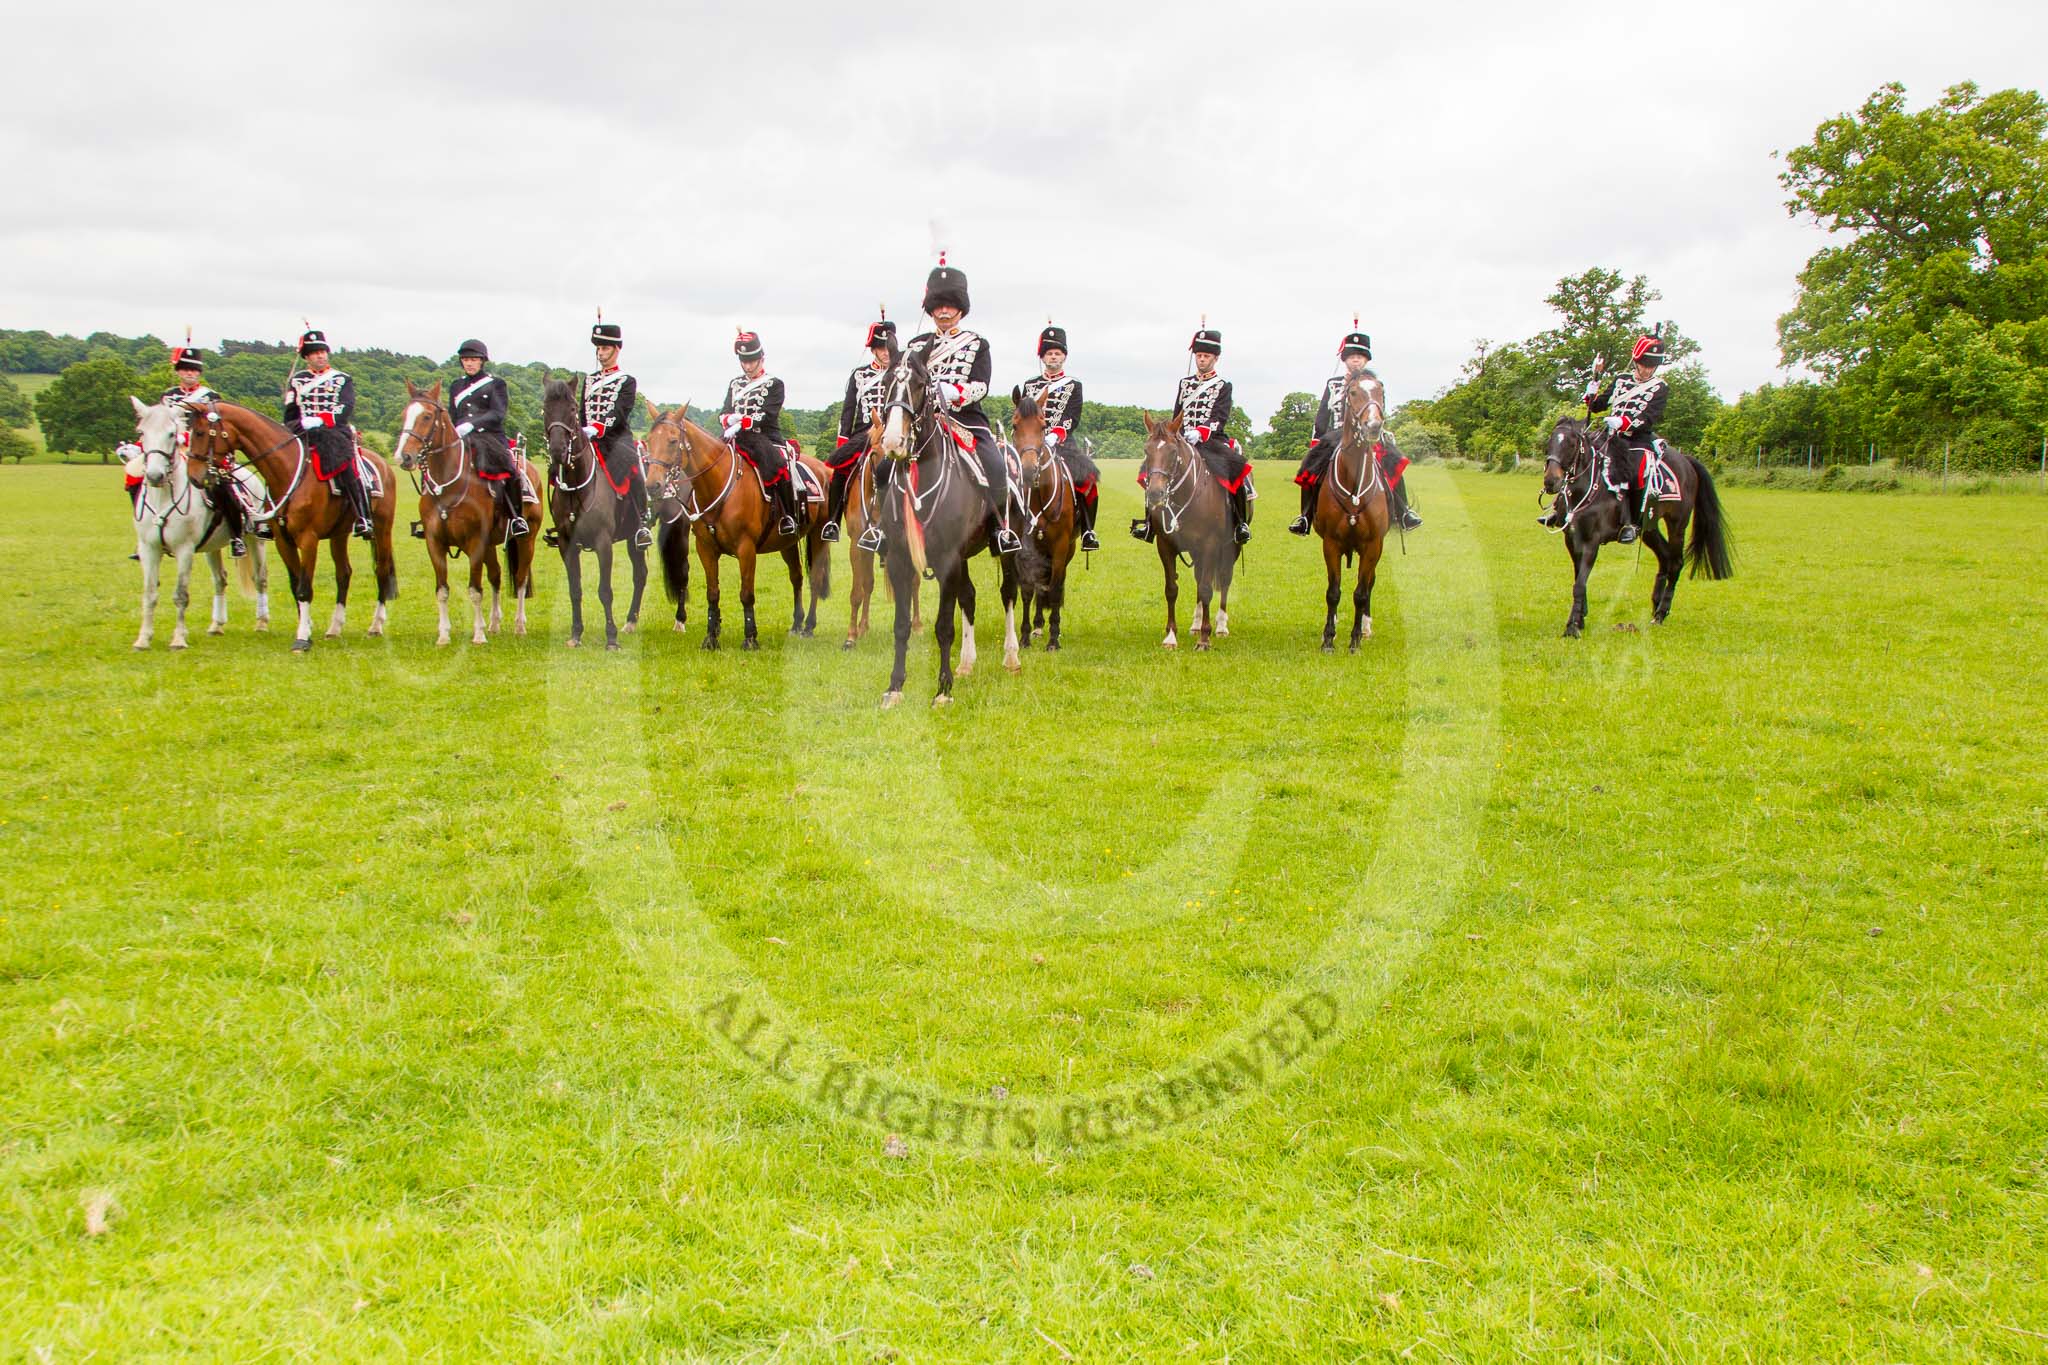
[4,0,2041,423]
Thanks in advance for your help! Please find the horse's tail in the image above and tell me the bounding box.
[1685,456,1735,580]
[1015,525,1052,596]
[658,516,691,604]
[234,544,256,596]
[807,530,831,602]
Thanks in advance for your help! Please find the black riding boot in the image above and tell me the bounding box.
[1390,478,1421,531]
[1615,486,1639,544]
[1232,485,1252,545]
[211,482,248,557]
[1078,492,1100,551]
[776,475,800,537]
[341,471,373,540]
[629,474,653,548]
[1290,480,1315,535]
[978,448,1020,555]
[822,465,851,542]
[501,481,529,538]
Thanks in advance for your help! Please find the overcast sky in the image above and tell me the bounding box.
[4,2,2042,422]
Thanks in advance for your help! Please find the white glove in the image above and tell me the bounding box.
[1583,378,1601,398]
[580,424,600,439]
[1045,430,1062,448]
[720,413,744,438]
[938,381,966,408]
[1181,426,1200,446]
[299,415,324,431]
[1602,415,1624,434]
[455,421,474,437]
[116,441,142,459]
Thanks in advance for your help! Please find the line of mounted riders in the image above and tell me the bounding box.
[119,254,1730,688]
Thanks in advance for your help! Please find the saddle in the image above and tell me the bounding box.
[1643,440,1682,503]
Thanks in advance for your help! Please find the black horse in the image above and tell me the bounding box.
[874,348,1043,708]
[541,377,648,649]
[1542,417,1734,637]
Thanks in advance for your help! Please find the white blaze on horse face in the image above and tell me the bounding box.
[882,404,909,457]
[399,402,425,463]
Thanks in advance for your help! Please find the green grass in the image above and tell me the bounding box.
[3,461,2044,1360]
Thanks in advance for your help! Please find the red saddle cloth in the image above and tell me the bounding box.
[592,440,637,495]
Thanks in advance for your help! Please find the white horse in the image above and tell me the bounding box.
[129,397,270,649]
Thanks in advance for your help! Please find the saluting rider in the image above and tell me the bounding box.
[904,253,1022,556]
[1148,323,1251,545]
[824,311,897,546]
[580,313,652,548]
[1576,331,1672,544]
[284,327,373,540]
[1019,323,1101,552]
[719,329,800,538]
[1289,327,1422,535]
[449,338,525,537]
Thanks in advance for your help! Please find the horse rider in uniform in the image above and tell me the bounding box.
[120,341,246,559]
[448,338,525,537]
[720,329,801,538]
[285,328,374,540]
[1019,323,1101,552]
[828,312,897,548]
[1289,328,1422,535]
[1577,332,1671,544]
[903,253,1023,556]
[1141,325,1251,545]
[582,315,652,548]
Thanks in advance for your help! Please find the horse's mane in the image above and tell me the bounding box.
[1014,391,1039,422]
[543,376,575,404]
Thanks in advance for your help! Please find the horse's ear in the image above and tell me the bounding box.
[130,395,149,418]
[643,395,659,420]
[405,378,417,399]
[429,380,441,399]
[1011,384,1024,407]
[1140,410,1157,435]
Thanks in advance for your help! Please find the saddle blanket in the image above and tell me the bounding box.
[1642,442,1681,503]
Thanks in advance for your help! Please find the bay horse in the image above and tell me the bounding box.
[1542,417,1735,637]
[540,377,647,650]
[128,398,270,648]
[1309,372,1390,652]
[394,379,542,646]
[875,347,1032,708]
[642,400,829,651]
[837,405,922,649]
[1137,411,1238,650]
[184,399,398,653]
[1008,387,1078,650]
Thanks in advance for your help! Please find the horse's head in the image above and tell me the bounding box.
[394,378,446,472]
[130,396,182,488]
[879,349,935,460]
[1009,385,1052,489]
[541,375,586,475]
[1343,372,1385,453]
[1544,416,1590,495]
[1139,410,1188,511]
[639,395,701,502]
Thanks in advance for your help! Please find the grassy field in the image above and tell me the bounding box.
[3,461,2044,1360]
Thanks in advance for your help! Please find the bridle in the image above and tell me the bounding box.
[880,361,956,522]
[1329,385,1385,510]
[545,416,598,494]
[187,401,298,527]
[1140,425,1198,537]
[1542,420,1601,531]
[396,397,469,499]
[1012,420,1065,535]
[643,411,737,525]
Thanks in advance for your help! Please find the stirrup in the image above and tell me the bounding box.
[508,515,530,537]
[633,526,654,549]
[1235,523,1252,546]
[230,537,248,558]
[1129,517,1153,542]
[777,515,799,537]
[1079,529,1100,552]
[1287,515,1311,536]
[995,527,1022,554]
[1617,523,1639,544]
[820,521,841,542]
[353,518,374,540]
[410,519,427,540]
[1398,510,1422,530]
[543,527,563,548]
[855,526,884,552]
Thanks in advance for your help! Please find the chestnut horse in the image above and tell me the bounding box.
[1310,371,1390,652]
[185,399,398,652]
[642,401,829,651]
[1137,411,1238,650]
[1008,387,1078,650]
[875,347,1031,708]
[1542,417,1734,637]
[839,405,921,649]
[394,380,542,646]
[540,377,646,649]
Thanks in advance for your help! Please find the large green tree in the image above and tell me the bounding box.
[1260,391,1316,462]
[0,373,32,428]
[35,357,149,457]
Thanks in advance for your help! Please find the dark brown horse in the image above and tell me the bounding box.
[875,347,1032,707]
[541,377,647,650]
[642,400,829,651]
[1008,387,1078,651]
[394,380,541,646]
[1310,372,1390,652]
[839,405,920,649]
[1542,417,1735,637]
[185,399,399,653]
[1137,411,1238,650]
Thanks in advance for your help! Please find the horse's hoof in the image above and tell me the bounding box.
[742,638,759,652]
[436,634,451,647]
[932,693,952,708]
[472,635,488,647]
[566,637,582,649]
[620,621,636,635]
[1046,641,1060,652]
[672,620,687,634]
[367,626,383,638]
[253,619,269,632]
[841,638,856,651]
[1003,654,1021,675]
[291,638,312,654]
[880,691,902,710]
[207,623,224,637]
[1562,626,1581,640]
[324,628,342,640]
[1195,640,1211,652]
[702,636,719,651]
[132,639,149,651]
[1349,641,1361,655]
[1321,641,1335,654]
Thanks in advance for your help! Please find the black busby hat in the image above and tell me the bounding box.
[297,328,330,357]
[456,338,490,361]
[591,307,622,349]
[170,345,205,372]
[1340,331,1372,360]
[1038,324,1069,358]
[864,305,897,350]
[1189,325,1222,356]
[922,252,970,318]
[734,329,764,361]
[1630,328,1667,369]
